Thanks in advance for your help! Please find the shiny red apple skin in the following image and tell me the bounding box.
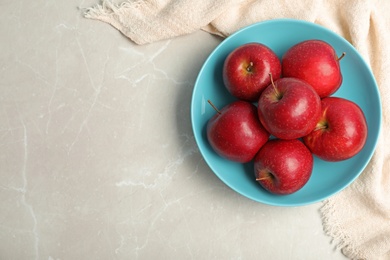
[257,77,321,140]
[254,139,313,195]
[282,40,343,98]
[223,43,282,102]
[206,100,270,163]
[303,97,368,161]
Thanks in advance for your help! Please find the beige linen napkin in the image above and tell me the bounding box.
[84,1,390,259]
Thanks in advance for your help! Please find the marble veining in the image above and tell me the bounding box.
[0,0,347,259]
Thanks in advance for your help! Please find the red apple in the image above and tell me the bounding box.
[282,39,345,98]
[223,42,282,102]
[303,97,368,161]
[206,100,270,163]
[257,77,321,140]
[254,139,313,195]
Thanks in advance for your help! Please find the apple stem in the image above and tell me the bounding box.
[337,52,346,61]
[207,100,221,114]
[246,62,254,72]
[269,73,282,100]
[256,177,271,181]
[314,124,328,131]
[256,171,275,182]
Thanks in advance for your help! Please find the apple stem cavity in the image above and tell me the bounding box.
[314,122,328,131]
[337,52,346,61]
[246,62,254,72]
[269,73,282,100]
[207,100,221,115]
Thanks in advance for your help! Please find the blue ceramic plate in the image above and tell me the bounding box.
[191,19,381,206]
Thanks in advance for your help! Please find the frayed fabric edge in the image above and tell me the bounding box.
[81,0,155,44]
[320,199,363,260]
[83,0,145,19]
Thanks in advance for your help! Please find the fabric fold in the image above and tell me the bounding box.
[84,0,243,44]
